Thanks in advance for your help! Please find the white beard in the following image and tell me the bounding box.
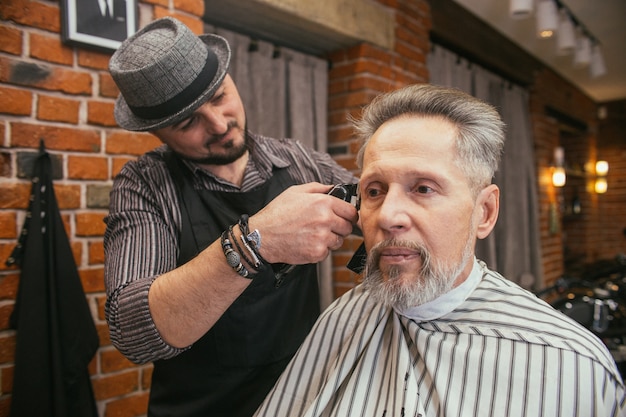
[363,233,474,311]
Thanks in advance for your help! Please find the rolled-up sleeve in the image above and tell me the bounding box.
[104,155,189,363]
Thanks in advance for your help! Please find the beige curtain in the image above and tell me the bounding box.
[206,25,334,308]
[428,45,543,290]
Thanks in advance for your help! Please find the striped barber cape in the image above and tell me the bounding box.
[254,261,626,417]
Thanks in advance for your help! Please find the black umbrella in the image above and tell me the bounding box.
[6,141,99,417]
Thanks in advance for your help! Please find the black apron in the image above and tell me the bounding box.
[148,154,320,417]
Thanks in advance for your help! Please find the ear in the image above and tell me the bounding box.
[475,184,499,239]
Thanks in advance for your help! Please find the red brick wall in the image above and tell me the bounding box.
[529,68,625,286]
[327,0,431,297]
[0,1,201,416]
[1,0,624,416]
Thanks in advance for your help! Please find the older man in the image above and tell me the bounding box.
[254,84,626,417]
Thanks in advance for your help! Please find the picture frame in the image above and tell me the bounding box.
[60,0,137,52]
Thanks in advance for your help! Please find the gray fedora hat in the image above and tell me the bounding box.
[109,17,231,131]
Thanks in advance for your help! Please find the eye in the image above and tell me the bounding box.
[178,115,198,131]
[210,91,226,104]
[415,184,434,194]
[362,183,385,200]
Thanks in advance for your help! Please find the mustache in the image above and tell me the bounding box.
[206,121,240,144]
[366,238,431,275]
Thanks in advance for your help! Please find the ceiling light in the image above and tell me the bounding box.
[536,0,558,38]
[574,34,591,67]
[510,0,533,19]
[507,0,607,80]
[556,11,576,55]
[590,44,607,78]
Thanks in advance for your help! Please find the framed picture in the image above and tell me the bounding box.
[61,0,137,52]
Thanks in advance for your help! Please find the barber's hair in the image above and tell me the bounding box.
[354,84,505,193]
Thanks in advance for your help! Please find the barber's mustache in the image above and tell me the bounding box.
[206,121,241,144]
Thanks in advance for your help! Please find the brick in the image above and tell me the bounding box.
[54,184,82,209]
[16,150,63,179]
[76,212,107,237]
[0,86,32,116]
[11,122,100,152]
[173,0,205,17]
[334,156,359,172]
[0,334,15,363]
[0,182,30,209]
[0,272,19,300]
[328,90,377,111]
[0,25,22,55]
[0,303,14,330]
[103,392,149,417]
[2,244,20,271]
[328,125,356,143]
[99,72,119,98]
[79,267,105,293]
[106,131,161,156]
[87,184,112,208]
[95,295,106,320]
[141,365,153,389]
[0,57,92,95]
[0,212,17,239]
[0,397,10,417]
[153,9,202,33]
[333,283,356,299]
[332,253,353,267]
[87,100,116,126]
[0,148,8,178]
[112,156,135,177]
[92,370,140,400]
[70,239,82,266]
[0,0,60,33]
[68,155,108,180]
[88,240,105,265]
[100,348,137,373]
[37,95,80,124]
[30,32,73,66]
[1,364,14,393]
[96,322,111,346]
[77,49,112,71]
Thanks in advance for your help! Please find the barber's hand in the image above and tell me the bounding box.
[249,182,358,265]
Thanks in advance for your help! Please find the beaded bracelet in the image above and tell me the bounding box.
[220,230,251,279]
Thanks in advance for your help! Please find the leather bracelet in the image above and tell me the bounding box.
[220,230,251,279]
[229,225,261,272]
[238,214,267,264]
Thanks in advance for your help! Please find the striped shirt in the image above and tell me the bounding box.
[104,134,355,364]
[255,260,626,417]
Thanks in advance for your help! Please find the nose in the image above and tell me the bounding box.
[376,186,412,235]
[197,103,228,135]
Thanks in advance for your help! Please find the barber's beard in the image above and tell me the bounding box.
[180,121,249,166]
[363,234,474,311]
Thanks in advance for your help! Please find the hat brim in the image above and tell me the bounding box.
[113,34,231,132]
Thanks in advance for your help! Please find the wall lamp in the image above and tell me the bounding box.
[552,146,566,187]
[594,160,609,194]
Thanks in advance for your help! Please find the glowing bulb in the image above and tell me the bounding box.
[595,160,609,176]
[552,167,566,187]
